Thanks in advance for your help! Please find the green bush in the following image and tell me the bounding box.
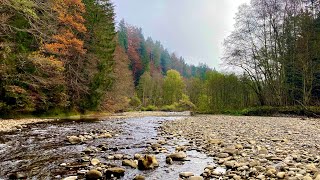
[141,105,158,111]
[129,95,141,108]
[161,103,179,112]
[241,106,320,117]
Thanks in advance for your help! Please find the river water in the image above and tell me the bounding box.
[0,114,213,179]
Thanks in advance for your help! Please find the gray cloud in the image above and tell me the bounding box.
[112,0,250,69]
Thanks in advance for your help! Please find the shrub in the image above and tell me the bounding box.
[141,105,158,111]
[129,95,141,108]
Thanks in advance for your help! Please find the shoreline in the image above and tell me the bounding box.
[0,111,190,132]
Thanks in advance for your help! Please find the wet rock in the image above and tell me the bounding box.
[77,169,88,175]
[15,125,23,129]
[86,169,102,180]
[114,154,124,160]
[82,156,90,162]
[176,146,187,152]
[98,133,112,138]
[179,172,194,178]
[105,167,125,178]
[138,155,159,170]
[91,158,100,166]
[83,147,94,154]
[122,159,137,168]
[134,154,142,160]
[166,157,173,164]
[133,175,146,180]
[167,151,187,161]
[60,163,67,167]
[8,172,26,179]
[107,155,114,160]
[62,176,78,180]
[67,135,83,144]
[151,143,161,150]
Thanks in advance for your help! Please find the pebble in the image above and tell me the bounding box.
[179,172,194,178]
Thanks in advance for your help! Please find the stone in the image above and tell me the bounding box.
[98,133,112,138]
[122,159,137,168]
[233,175,241,180]
[235,144,243,149]
[8,173,26,179]
[266,168,277,176]
[151,143,161,150]
[62,176,78,180]
[166,157,173,164]
[134,154,142,160]
[223,148,238,155]
[315,174,320,180]
[77,170,88,175]
[216,153,229,158]
[306,163,318,173]
[82,156,90,162]
[257,174,265,179]
[105,167,125,178]
[60,163,67,167]
[179,172,194,178]
[114,154,124,160]
[188,176,203,180]
[133,175,146,180]
[167,151,187,160]
[91,158,100,166]
[138,155,159,170]
[303,175,312,180]
[224,160,236,169]
[277,172,286,179]
[83,147,94,154]
[67,136,83,144]
[208,139,223,145]
[249,160,260,167]
[259,147,268,155]
[86,169,102,180]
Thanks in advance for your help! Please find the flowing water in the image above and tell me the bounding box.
[0,114,213,180]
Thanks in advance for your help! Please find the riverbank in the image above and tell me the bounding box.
[0,111,190,132]
[161,115,320,179]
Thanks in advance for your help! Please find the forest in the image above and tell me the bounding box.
[1,0,320,117]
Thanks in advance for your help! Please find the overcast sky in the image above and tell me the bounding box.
[112,0,250,69]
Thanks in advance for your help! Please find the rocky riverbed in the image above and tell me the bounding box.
[161,115,320,179]
[0,113,319,180]
[0,112,211,180]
